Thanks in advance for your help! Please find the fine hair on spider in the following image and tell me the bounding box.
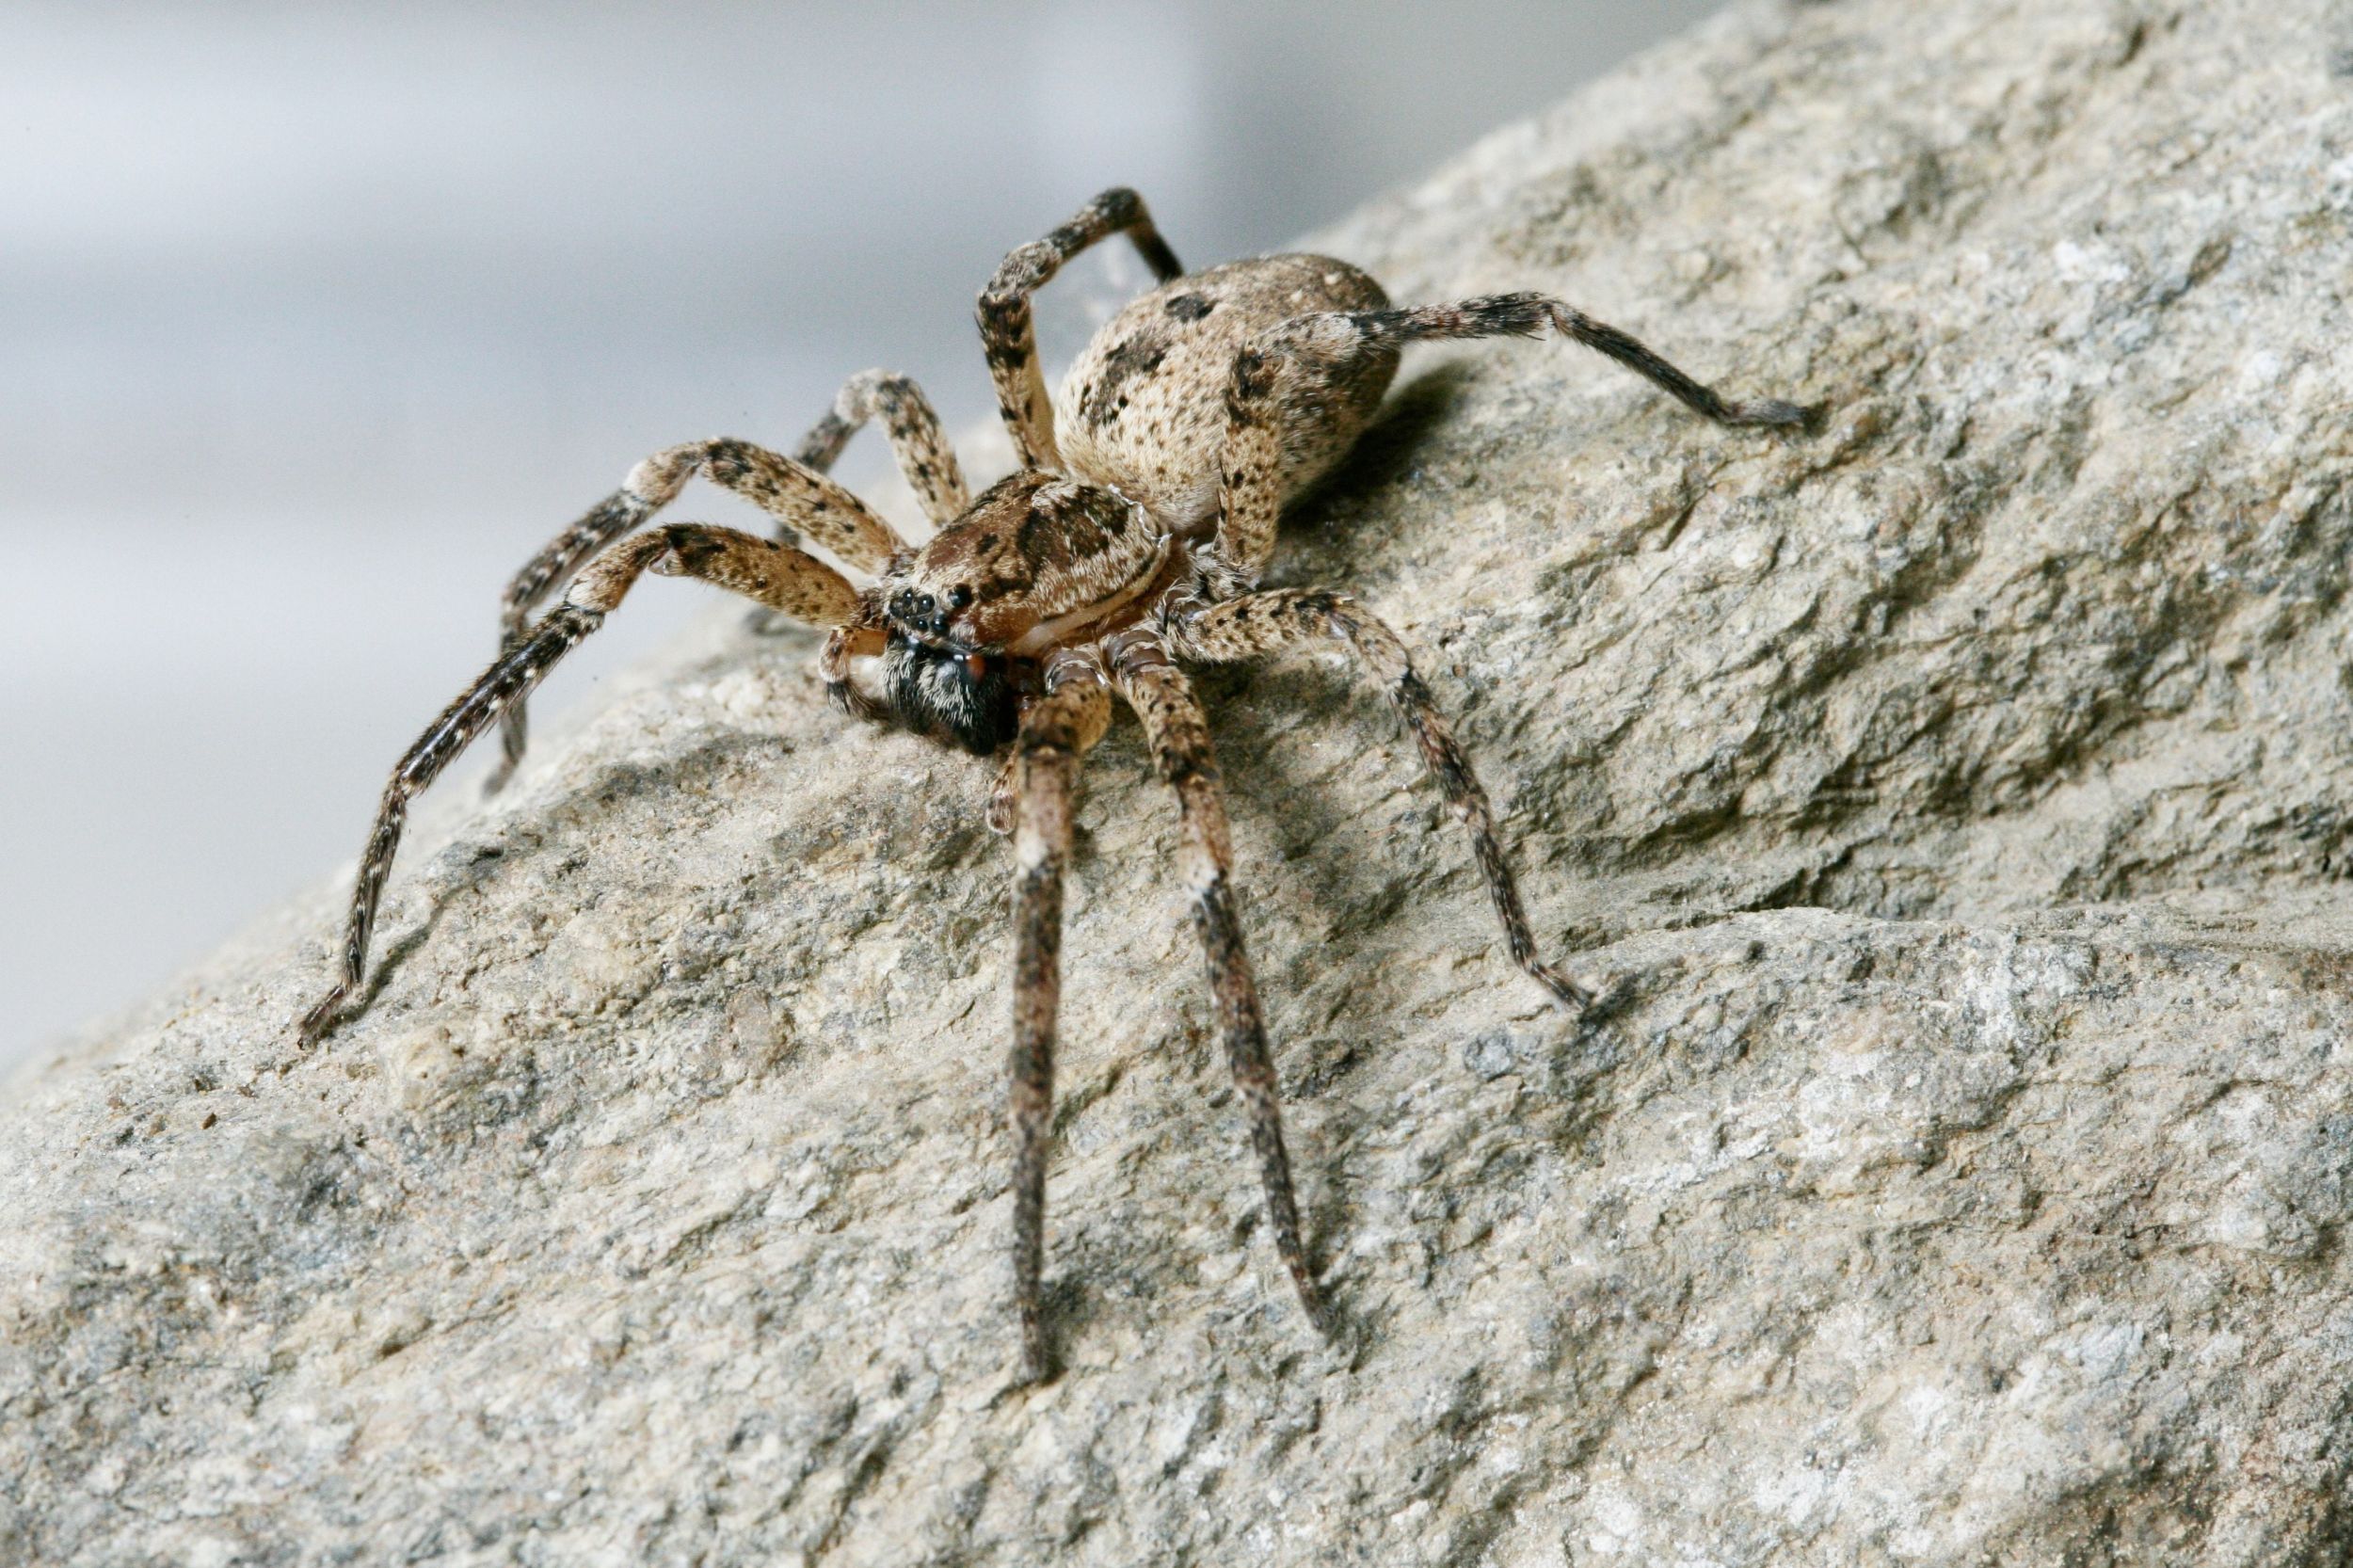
[295,186,1807,1384]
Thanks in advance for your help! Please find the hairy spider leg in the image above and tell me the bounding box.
[979,186,1186,472]
[733,367,971,641]
[1210,294,1809,581]
[1006,649,1115,1384]
[788,368,970,531]
[1107,632,1337,1342]
[484,436,914,792]
[1167,590,1592,1010]
[296,524,858,1048]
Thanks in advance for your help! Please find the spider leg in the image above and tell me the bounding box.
[986,747,1020,835]
[486,436,914,792]
[296,525,858,1048]
[1005,649,1114,1383]
[1105,632,1336,1340]
[1209,295,1806,581]
[789,368,969,532]
[979,187,1185,472]
[1166,590,1593,1011]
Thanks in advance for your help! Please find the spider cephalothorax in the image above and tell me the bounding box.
[295,186,1805,1384]
[827,471,1181,753]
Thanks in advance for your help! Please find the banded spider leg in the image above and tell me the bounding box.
[296,520,863,1048]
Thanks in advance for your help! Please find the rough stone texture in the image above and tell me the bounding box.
[8,0,2353,1561]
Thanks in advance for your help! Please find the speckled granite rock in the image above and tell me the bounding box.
[8,0,2353,1561]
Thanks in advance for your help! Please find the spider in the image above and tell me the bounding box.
[295,187,1803,1383]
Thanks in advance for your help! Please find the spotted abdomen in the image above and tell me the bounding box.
[1056,254,1396,530]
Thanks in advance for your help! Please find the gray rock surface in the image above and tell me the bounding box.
[8,0,2353,1560]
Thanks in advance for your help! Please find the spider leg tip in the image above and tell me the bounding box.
[1533,964,1598,1013]
[292,1000,338,1050]
[1733,396,1817,431]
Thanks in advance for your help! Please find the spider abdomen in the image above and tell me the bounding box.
[1057,254,1397,528]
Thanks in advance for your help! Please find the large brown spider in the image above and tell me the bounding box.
[296,187,1802,1382]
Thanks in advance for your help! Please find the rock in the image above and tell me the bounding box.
[8,0,2353,1560]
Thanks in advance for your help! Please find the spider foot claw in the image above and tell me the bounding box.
[1289,1272,1341,1343]
[1016,1327,1057,1388]
[1305,1300,1341,1344]
[1530,962,1596,1013]
[1730,396,1816,430]
[294,988,347,1049]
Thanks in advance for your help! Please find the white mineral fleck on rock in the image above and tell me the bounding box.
[9,0,2353,1560]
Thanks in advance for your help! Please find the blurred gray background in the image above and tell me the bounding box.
[0,0,1721,1078]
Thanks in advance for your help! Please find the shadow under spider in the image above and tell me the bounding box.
[1278,360,1482,564]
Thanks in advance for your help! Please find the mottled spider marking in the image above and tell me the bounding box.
[978,186,1184,470]
[488,490,648,790]
[299,604,600,1046]
[1361,293,1808,428]
[1071,330,1172,431]
[1208,293,1807,582]
[500,491,645,634]
[484,433,913,792]
[686,440,904,570]
[788,368,970,529]
[643,524,863,626]
[301,184,1806,1381]
[882,472,1166,656]
[1107,631,1333,1338]
[1057,255,1397,536]
[1008,648,1113,1382]
[299,524,854,1047]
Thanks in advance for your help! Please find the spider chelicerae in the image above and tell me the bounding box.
[296,187,1803,1383]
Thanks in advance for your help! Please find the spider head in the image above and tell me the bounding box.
[878,630,1019,755]
[861,472,1161,754]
